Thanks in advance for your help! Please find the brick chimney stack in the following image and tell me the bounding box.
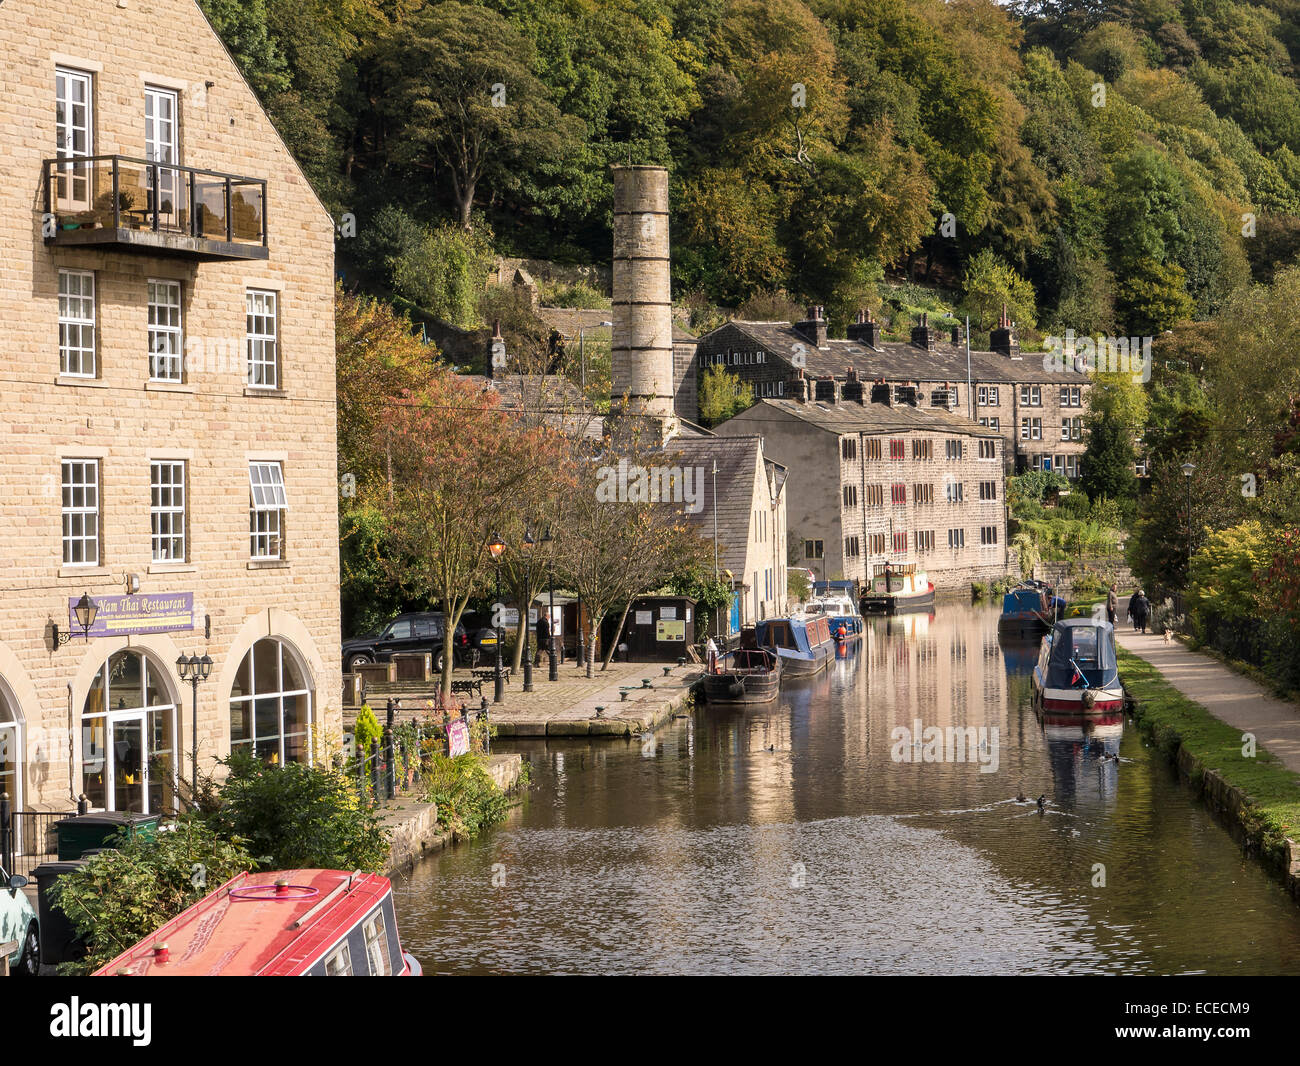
[846,309,881,349]
[990,303,1020,358]
[842,366,864,404]
[795,305,828,348]
[911,313,936,352]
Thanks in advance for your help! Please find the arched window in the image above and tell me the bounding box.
[229,639,311,765]
[82,650,176,813]
[0,685,20,808]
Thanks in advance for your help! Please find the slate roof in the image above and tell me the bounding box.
[727,398,1001,438]
[662,435,781,580]
[540,307,697,345]
[722,320,1087,385]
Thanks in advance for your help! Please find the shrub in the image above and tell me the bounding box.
[49,818,254,975]
[420,753,511,840]
[205,751,390,873]
[354,704,382,761]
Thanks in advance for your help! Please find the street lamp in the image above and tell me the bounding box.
[488,533,506,704]
[176,652,213,796]
[521,529,535,693]
[54,592,99,647]
[1181,461,1197,569]
[541,528,558,681]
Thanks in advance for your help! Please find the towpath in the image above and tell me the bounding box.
[1115,629,1300,773]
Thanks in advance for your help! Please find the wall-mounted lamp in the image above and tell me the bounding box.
[123,572,140,595]
[53,593,98,647]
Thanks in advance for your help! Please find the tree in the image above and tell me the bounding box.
[1081,411,1136,502]
[554,439,705,674]
[376,371,564,693]
[374,1,578,229]
[698,365,754,427]
[961,248,1038,331]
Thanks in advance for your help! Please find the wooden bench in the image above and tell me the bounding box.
[451,677,483,699]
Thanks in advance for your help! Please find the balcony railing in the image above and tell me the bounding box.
[43,154,268,261]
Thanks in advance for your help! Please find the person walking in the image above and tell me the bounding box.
[1132,590,1151,634]
[1127,591,1142,631]
[535,608,551,668]
[1106,585,1118,626]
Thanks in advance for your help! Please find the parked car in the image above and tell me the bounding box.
[342,613,470,674]
[458,610,507,666]
[0,867,39,976]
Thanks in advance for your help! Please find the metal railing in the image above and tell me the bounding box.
[345,700,491,807]
[43,154,268,249]
[1,796,81,878]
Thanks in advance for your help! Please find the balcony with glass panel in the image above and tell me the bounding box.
[43,155,268,261]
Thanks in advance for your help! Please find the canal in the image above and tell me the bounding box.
[393,602,1300,975]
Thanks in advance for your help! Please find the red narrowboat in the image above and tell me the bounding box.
[92,869,422,976]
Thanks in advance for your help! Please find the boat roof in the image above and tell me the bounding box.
[93,869,394,976]
[1055,617,1114,630]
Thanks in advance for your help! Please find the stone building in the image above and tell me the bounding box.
[714,398,1008,591]
[668,436,788,632]
[692,308,1091,478]
[0,0,341,822]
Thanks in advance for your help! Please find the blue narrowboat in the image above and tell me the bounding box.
[755,616,836,676]
[997,582,1062,639]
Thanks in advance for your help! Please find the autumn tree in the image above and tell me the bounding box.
[698,366,754,428]
[376,371,562,694]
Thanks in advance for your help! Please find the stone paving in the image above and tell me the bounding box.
[1115,628,1300,773]
[481,658,701,736]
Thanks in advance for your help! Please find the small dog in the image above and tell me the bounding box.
[1162,629,1173,645]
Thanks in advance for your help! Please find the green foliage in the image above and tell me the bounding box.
[205,751,389,873]
[354,704,382,759]
[420,753,511,839]
[538,279,610,309]
[1081,411,1138,502]
[697,365,754,427]
[49,818,254,975]
[788,568,811,603]
[961,249,1038,331]
[1186,520,1268,631]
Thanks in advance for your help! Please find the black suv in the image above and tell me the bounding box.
[342,612,470,674]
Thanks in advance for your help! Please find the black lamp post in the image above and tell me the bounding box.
[542,528,558,681]
[488,533,506,704]
[521,529,535,693]
[176,652,213,795]
[1181,461,1196,571]
[54,592,99,647]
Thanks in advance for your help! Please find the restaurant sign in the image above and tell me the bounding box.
[72,592,196,637]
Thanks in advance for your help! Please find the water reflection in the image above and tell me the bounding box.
[394,602,1300,975]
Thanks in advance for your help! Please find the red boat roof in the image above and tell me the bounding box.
[92,869,396,976]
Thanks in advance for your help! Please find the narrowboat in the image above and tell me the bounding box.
[702,647,782,704]
[755,616,836,676]
[1032,618,1125,715]
[803,589,864,642]
[997,582,1064,639]
[92,869,422,976]
[860,564,935,615]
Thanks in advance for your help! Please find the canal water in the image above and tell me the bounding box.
[393,603,1300,975]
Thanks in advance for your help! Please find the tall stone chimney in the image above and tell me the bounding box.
[610,165,677,437]
[911,313,936,351]
[846,309,880,349]
[795,305,828,348]
[990,304,1020,358]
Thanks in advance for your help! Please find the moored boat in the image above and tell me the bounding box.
[997,582,1063,639]
[702,647,782,704]
[92,868,422,976]
[755,615,835,676]
[860,564,935,615]
[1032,618,1125,715]
[803,588,864,642]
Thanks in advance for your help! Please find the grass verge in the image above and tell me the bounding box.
[1118,647,1300,878]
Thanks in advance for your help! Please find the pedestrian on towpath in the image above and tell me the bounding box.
[1132,590,1150,634]
[1106,585,1118,626]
